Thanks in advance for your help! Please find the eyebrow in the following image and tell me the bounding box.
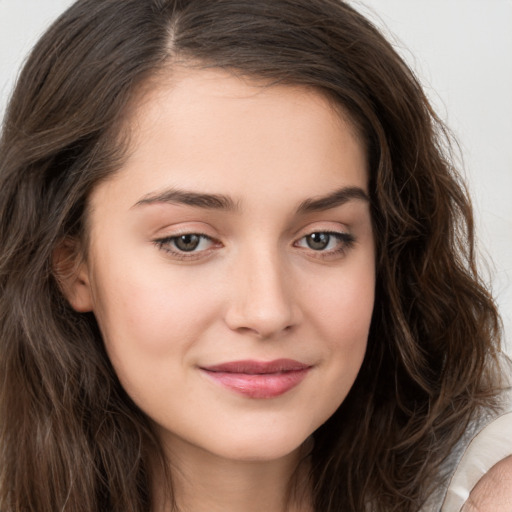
[133,185,369,213]
[133,188,239,211]
[296,186,369,213]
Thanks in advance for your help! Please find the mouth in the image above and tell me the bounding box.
[200,359,312,399]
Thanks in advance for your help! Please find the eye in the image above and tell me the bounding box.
[154,233,217,257]
[295,231,355,254]
[173,234,207,252]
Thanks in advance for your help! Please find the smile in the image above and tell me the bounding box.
[200,359,312,399]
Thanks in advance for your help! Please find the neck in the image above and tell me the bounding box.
[152,437,313,512]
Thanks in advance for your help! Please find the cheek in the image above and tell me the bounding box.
[308,262,375,345]
[89,259,219,361]
[304,261,374,395]
[89,266,218,410]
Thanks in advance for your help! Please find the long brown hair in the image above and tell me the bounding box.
[0,1,502,510]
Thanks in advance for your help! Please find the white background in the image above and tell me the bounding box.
[1,1,511,354]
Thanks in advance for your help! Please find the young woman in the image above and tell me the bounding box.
[0,1,510,511]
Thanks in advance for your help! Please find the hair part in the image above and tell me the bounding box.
[0,1,503,511]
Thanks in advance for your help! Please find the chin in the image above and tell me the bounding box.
[208,427,312,463]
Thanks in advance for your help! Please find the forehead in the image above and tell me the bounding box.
[89,67,368,215]
[126,66,364,157]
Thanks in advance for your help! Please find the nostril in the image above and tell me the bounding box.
[224,301,301,339]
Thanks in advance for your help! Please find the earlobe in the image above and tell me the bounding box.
[52,239,94,312]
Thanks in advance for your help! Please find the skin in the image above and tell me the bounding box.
[62,68,376,511]
[462,455,512,512]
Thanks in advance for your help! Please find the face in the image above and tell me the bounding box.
[69,68,375,464]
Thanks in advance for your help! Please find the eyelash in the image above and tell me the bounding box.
[153,230,356,261]
[294,231,355,259]
[153,233,217,261]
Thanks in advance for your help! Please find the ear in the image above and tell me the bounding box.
[52,238,94,312]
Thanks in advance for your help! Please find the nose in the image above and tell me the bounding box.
[224,248,301,339]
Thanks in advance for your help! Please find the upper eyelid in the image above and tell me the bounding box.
[155,233,216,246]
[300,228,349,235]
[153,227,218,243]
[294,225,352,239]
[153,222,355,248]
[157,231,212,240]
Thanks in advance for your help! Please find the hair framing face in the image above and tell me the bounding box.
[0,1,502,511]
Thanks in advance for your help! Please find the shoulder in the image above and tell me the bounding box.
[440,383,512,512]
[461,454,512,512]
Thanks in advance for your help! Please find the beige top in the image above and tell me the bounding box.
[440,408,512,511]
[418,374,512,512]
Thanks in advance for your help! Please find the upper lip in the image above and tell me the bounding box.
[201,359,311,374]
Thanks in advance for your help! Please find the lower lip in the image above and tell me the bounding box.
[201,368,310,399]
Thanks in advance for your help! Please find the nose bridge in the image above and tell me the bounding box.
[225,242,299,337]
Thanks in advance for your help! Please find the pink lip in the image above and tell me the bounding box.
[200,359,311,399]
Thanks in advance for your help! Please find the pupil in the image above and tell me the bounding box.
[307,233,330,250]
[175,234,200,252]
